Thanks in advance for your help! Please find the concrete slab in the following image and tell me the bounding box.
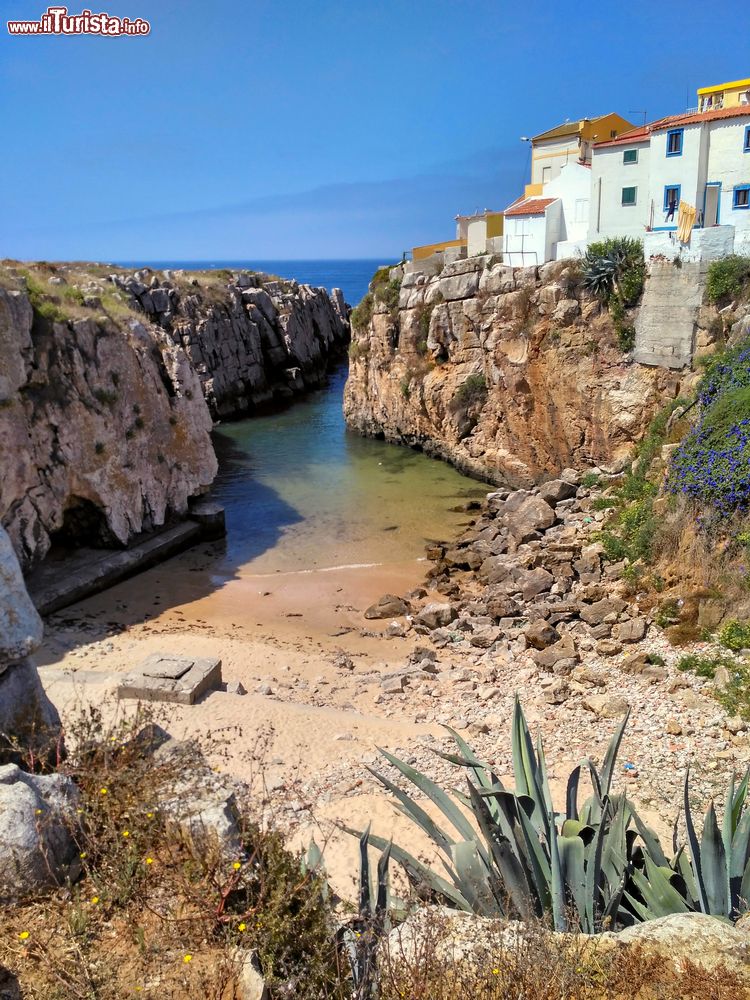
[117,652,222,705]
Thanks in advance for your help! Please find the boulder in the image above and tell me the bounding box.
[532,635,579,671]
[506,496,556,543]
[583,693,629,719]
[580,598,627,626]
[538,479,577,506]
[515,567,554,601]
[0,764,80,904]
[364,594,410,620]
[524,620,560,650]
[415,603,459,630]
[0,526,43,662]
[617,617,647,643]
[601,912,750,978]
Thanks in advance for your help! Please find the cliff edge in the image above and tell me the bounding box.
[343,256,685,486]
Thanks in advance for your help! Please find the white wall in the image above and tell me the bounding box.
[467,217,487,255]
[531,136,579,184]
[706,119,750,238]
[543,162,592,247]
[503,212,549,266]
[588,141,651,239]
[648,123,705,229]
[643,225,736,262]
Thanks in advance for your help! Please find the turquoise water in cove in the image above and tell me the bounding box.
[209,363,488,574]
[116,259,487,574]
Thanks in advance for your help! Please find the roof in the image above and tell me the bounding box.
[593,124,652,148]
[650,105,750,130]
[593,106,750,149]
[698,77,750,95]
[503,196,558,217]
[531,112,631,142]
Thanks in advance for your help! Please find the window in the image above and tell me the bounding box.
[623,148,639,164]
[621,186,637,206]
[744,126,750,152]
[542,166,551,183]
[666,128,684,156]
[610,129,617,138]
[663,185,681,212]
[574,198,588,223]
[734,185,750,210]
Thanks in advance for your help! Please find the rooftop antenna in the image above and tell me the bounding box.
[629,110,647,126]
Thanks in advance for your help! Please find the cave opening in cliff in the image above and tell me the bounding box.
[49,496,120,552]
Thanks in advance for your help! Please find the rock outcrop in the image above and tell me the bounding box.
[110,267,350,418]
[0,525,60,759]
[344,256,684,487]
[0,274,217,570]
[0,262,350,570]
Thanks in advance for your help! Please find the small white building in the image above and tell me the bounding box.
[502,162,591,264]
[589,106,750,255]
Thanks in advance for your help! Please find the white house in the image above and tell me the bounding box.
[588,106,750,255]
[502,162,591,265]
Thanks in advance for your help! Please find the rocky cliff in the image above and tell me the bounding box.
[0,262,349,570]
[343,256,684,486]
[111,266,350,418]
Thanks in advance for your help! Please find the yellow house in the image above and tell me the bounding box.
[524,113,635,197]
[698,76,750,112]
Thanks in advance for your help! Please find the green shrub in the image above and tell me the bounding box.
[719,618,750,652]
[581,472,601,488]
[350,293,373,332]
[676,652,735,678]
[654,599,681,628]
[62,284,85,305]
[705,255,750,303]
[453,374,487,407]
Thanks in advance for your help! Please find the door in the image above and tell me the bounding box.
[704,183,720,226]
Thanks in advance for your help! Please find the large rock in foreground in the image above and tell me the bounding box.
[0,525,60,759]
[0,763,79,904]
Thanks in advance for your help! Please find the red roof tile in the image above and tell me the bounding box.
[594,105,750,148]
[503,196,558,217]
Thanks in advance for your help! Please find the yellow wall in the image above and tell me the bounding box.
[697,77,750,108]
[486,213,504,238]
[412,238,466,261]
[524,182,544,198]
[579,113,634,142]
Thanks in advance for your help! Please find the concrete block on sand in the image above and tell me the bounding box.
[117,652,222,705]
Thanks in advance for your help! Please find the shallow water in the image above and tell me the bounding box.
[207,363,488,576]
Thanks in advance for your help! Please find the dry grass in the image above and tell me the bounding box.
[380,911,750,999]
[0,706,347,1000]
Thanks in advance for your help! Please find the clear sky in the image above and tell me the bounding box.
[1,0,747,261]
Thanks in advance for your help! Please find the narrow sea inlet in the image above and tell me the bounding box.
[208,362,488,579]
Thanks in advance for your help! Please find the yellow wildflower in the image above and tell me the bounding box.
[91,896,99,904]
[100,787,108,795]
[232,861,241,870]
[122,830,130,837]
[238,922,246,932]
[183,954,192,963]
[35,808,43,815]
[145,857,154,865]
[18,931,29,941]
[492,968,500,975]
[80,852,87,859]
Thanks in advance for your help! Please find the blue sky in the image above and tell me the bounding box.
[1,0,747,261]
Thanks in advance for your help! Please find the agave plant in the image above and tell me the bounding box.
[351,698,642,933]
[337,826,392,1000]
[624,768,750,922]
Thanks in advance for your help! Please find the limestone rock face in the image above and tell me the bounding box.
[0,282,217,569]
[344,258,684,487]
[0,524,60,757]
[0,763,79,904]
[0,525,42,661]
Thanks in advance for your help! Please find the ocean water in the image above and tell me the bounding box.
[114,258,389,306]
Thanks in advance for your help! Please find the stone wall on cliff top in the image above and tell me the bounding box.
[0,280,217,570]
[343,256,688,487]
[111,269,350,419]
